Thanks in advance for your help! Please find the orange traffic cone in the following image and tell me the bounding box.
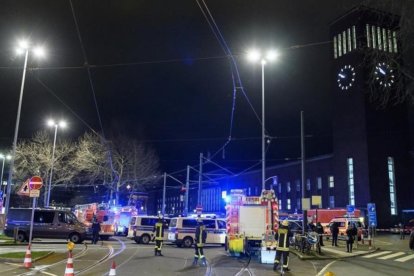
[64,250,74,276]
[23,244,32,268]
[109,261,116,276]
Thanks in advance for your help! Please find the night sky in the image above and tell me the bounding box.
[1,0,385,175]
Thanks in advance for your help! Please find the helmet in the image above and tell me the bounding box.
[282,220,289,226]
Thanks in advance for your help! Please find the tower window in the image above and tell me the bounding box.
[366,24,371,47]
[352,26,357,49]
[342,31,347,54]
[393,31,398,53]
[279,199,282,210]
[347,28,352,52]
[338,33,342,56]
[329,196,335,208]
[388,30,393,53]
[388,157,397,215]
[296,180,301,192]
[371,26,377,48]
[347,158,355,205]
[382,28,388,52]
[377,26,382,50]
[317,177,322,190]
[328,176,334,188]
[287,199,291,210]
[297,198,301,209]
[306,179,311,191]
[287,182,291,193]
[333,36,338,59]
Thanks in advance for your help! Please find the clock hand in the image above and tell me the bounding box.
[379,68,386,75]
[339,73,346,79]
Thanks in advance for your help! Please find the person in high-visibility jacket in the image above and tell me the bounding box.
[193,218,207,266]
[273,219,292,272]
[153,216,165,256]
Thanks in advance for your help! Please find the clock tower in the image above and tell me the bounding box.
[330,6,411,226]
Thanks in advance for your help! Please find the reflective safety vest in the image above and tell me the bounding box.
[195,224,207,247]
[154,222,164,240]
[276,225,290,251]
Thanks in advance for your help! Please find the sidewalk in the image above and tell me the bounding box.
[291,239,377,260]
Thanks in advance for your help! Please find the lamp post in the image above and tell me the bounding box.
[4,40,46,216]
[247,49,279,191]
[45,119,66,207]
[0,154,11,198]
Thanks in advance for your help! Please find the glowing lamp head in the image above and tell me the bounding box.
[247,49,261,62]
[47,119,55,127]
[58,121,67,128]
[33,46,46,58]
[266,50,279,61]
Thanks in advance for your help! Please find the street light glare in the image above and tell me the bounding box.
[247,49,261,62]
[47,119,55,127]
[59,121,67,128]
[18,39,29,49]
[33,46,46,58]
[266,50,279,61]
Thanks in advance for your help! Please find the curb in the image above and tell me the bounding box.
[0,251,55,263]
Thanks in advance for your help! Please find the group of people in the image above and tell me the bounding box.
[152,216,207,266]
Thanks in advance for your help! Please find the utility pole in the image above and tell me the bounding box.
[301,111,306,234]
[184,165,190,216]
[162,172,166,216]
[198,153,203,205]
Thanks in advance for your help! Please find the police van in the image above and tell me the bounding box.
[167,217,226,248]
[127,216,170,244]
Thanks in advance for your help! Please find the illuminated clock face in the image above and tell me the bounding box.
[375,62,395,87]
[337,65,355,91]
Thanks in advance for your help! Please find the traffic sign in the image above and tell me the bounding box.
[17,179,30,196]
[367,203,377,227]
[29,189,40,198]
[29,176,43,190]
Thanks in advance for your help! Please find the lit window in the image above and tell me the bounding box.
[343,31,347,54]
[382,28,388,52]
[296,180,301,192]
[279,200,282,209]
[317,177,322,190]
[287,182,291,193]
[347,28,352,52]
[388,30,393,53]
[388,157,397,215]
[287,199,291,210]
[347,158,355,205]
[329,196,335,208]
[338,33,342,56]
[352,26,357,49]
[306,179,311,191]
[366,24,371,47]
[372,26,377,48]
[393,31,398,53]
[333,36,338,59]
[329,176,334,188]
[377,27,382,50]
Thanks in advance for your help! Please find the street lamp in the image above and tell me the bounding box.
[4,40,46,216]
[247,49,280,191]
[0,154,11,197]
[45,119,66,207]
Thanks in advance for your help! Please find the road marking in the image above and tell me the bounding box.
[317,260,337,276]
[377,252,405,260]
[40,271,57,276]
[362,251,392,258]
[394,254,414,262]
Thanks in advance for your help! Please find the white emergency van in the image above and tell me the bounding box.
[167,217,226,248]
[127,216,170,244]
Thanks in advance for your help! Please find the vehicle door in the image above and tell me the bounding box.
[216,220,227,244]
[54,211,76,238]
[163,219,171,240]
[203,219,217,244]
[33,211,56,238]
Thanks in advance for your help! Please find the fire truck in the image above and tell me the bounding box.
[225,189,279,263]
[74,203,116,240]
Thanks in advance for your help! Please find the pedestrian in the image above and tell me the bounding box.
[273,220,292,272]
[316,222,324,246]
[308,221,316,232]
[399,222,405,240]
[91,216,101,245]
[409,230,414,251]
[346,224,355,253]
[193,218,207,266]
[330,222,339,246]
[153,216,165,256]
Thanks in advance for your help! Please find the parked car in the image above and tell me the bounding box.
[127,216,171,244]
[325,217,365,240]
[4,208,88,243]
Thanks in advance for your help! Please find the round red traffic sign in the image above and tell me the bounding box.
[29,176,43,190]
